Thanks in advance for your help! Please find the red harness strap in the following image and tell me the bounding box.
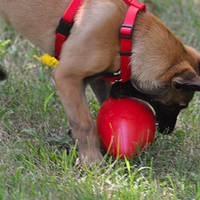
[102,0,146,82]
[55,0,84,58]
[55,0,146,83]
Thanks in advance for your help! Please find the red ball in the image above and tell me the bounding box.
[96,97,155,159]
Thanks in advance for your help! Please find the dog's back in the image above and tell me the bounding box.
[0,0,72,55]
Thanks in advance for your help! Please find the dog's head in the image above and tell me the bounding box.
[111,58,200,134]
[111,13,200,134]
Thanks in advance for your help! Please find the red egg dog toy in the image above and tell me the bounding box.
[96,97,155,159]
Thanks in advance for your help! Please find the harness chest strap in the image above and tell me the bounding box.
[55,0,146,83]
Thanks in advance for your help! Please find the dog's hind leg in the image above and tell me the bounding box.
[89,79,112,105]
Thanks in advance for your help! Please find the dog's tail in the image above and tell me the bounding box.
[0,65,7,81]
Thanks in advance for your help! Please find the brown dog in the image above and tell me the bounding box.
[0,0,200,164]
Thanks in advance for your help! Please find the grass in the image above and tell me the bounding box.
[0,0,200,199]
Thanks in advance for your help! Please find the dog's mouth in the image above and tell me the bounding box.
[110,81,185,134]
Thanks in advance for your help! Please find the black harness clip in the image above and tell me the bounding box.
[56,18,74,38]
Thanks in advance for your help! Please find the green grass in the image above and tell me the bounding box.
[1,0,200,199]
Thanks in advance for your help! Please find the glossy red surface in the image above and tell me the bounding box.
[97,97,155,158]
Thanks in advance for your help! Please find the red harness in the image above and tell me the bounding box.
[55,0,146,83]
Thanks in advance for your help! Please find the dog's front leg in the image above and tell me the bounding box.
[53,65,103,165]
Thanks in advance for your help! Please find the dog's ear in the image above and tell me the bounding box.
[185,45,200,75]
[172,75,200,91]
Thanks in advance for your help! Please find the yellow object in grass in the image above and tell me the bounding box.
[34,54,58,67]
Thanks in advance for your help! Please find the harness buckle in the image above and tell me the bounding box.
[119,24,133,39]
[56,18,74,38]
[120,52,132,56]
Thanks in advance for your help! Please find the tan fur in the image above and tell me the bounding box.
[1,0,200,164]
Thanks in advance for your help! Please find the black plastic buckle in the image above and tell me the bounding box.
[119,24,133,39]
[120,52,132,56]
[56,18,74,38]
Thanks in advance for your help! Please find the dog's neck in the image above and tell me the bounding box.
[130,12,185,92]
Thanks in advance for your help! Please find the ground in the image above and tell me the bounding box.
[0,0,200,199]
